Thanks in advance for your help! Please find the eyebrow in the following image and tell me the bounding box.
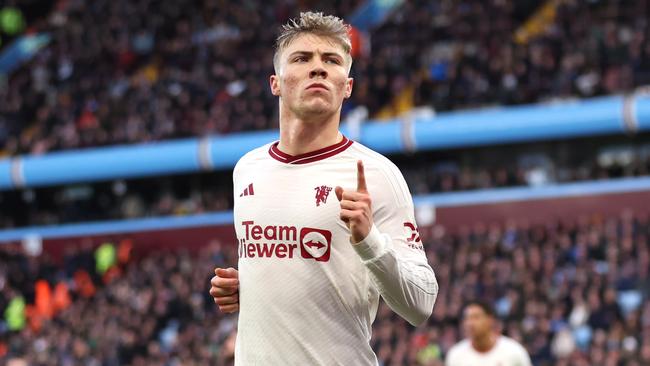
[287,51,344,60]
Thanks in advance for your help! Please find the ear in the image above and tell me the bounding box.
[270,74,281,96]
[344,77,354,99]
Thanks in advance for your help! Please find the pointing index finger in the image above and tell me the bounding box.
[357,160,367,193]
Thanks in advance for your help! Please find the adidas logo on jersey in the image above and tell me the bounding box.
[238,220,332,262]
[239,183,255,197]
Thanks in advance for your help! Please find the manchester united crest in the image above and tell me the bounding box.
[314,185,332,207]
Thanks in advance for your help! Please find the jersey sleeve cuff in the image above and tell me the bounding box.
[352,224,386,261]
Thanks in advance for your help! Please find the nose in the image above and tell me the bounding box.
[309,66,327,79]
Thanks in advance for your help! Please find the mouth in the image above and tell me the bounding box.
[306,83,329,91]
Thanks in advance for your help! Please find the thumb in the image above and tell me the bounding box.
[335,186,343,202]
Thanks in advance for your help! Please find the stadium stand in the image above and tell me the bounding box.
[1,0,361,157]
[1,0,649,156]
[1,209,649,365]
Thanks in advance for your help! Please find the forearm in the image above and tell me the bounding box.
[353,224,438,326]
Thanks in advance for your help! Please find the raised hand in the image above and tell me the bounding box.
[335,160,373,244]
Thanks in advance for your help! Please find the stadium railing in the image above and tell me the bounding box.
[1,93,650,190]
[2,176,649,257]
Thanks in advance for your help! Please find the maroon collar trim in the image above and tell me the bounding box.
[268,135,353,164]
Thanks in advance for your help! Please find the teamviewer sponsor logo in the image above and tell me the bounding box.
[238,220,332,262]
[300,228,331,262]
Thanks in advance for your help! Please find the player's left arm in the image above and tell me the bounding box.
[336,160,438,326]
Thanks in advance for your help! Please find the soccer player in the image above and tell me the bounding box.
[209,12,438,365]
[446,301,532,366]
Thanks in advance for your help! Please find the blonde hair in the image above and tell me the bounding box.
[273,11,353,74]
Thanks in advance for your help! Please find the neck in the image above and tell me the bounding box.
[472,333,497,353]
[277,106,342,156]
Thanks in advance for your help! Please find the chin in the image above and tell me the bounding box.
[301,103,333,118]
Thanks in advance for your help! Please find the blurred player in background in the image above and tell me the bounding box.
[209,11,438,365]
[446,301,532,366]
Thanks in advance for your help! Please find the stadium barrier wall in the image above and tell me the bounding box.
[2,176,649,258]
[2,94,650,190]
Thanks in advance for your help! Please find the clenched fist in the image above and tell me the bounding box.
[209,267,240,313]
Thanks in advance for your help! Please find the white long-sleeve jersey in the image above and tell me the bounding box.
[445,336,532,366]
[233,135,438,365]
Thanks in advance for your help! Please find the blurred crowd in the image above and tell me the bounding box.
[0,170,234,228]
[0,238,240,366]
[2,210,650,365]
[388,208,650,366]
[1,0,649,157]
[402,141,650,195]
[406,0,650,112]
[0,0,359,157]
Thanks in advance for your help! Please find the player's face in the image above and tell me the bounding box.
[462,305,493,340]
[270,34,353,120]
